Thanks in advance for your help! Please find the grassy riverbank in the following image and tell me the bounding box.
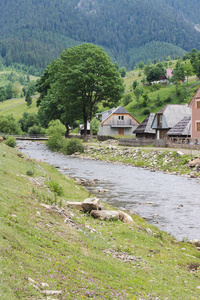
[83,142,200,179]
[0,142,200,299]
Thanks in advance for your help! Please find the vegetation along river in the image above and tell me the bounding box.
[18,141,200,241]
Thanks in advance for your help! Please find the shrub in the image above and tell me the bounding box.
[46,119,66,136]
[28,125,42,134]
[142,108,150,115]
[62,138,84,155]
[46,133,64,151]
[0,114,21,134]
[46,180,64,196]
[5,136,16,148]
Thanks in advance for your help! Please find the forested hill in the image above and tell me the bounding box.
[0,0,200,70]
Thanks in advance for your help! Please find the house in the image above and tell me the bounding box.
[133,113,156,139]
[98,106,140,136]
[152,104,191,139]
[79,122,90,136]
[188,87,200,139]
[166,116,191,138]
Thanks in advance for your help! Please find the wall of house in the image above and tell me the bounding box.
[191,99,200,138]
[103,114,138,126]
[98,125,136,136]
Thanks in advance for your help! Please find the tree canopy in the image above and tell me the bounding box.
[36,43,124,140]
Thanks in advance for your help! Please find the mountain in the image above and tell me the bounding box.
[0,0,200,70]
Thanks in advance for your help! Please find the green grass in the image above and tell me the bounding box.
[0,142,200,299]
[0,95,39,120]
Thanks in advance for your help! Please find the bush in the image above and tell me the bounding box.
[5,136,16,148]
[46,133,64,151]
[28,125,42,134]
[62,138,84,155]
[46,180,64,196]
[0,114,21,134]
[142,108,150,115]
[46,119,66,136]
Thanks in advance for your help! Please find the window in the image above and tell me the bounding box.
[196,121,200,131]
[118,115,124,120]
[157,114,162,126]
[197,100,200,109]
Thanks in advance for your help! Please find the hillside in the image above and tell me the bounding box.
[1,141,200,299]
[0,0,200,70]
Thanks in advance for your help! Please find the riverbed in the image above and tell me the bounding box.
[17,141,200,241]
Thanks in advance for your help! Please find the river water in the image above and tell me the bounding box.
[17,141,200,241]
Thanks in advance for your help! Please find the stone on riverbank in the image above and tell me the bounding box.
[91,210,120,221]
[82,197,101,212]
[118,210,134,224]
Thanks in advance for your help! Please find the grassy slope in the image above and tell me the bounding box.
[0,142,200,299]
[0,95,38,120]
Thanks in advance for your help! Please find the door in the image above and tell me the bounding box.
[118,128,124,135]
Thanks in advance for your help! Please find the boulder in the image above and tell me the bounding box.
[90,210,120,221]
[66,202,83,211]
[189,239,200,247]
[189,158,200,168]
[118,210,134,224]
[82,197,101,212]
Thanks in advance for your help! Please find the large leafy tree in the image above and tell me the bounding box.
[145,63,166,84]
[37,43,124,141]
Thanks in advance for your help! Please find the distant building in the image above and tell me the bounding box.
[133,113,156,139]
[152,104,191,139]
[188,87,200,139]
[79,122,90,136]
[98,106,140,136]
[166,116,191,138]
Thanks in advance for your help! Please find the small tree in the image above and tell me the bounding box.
[132,80,138,90]
[134,86,144,101]
[172,61,185,84]
[25,90,32,106]
[119,67,126,77]
[90,117,100,135]
[184,61,193,85]
[138,61,145,69]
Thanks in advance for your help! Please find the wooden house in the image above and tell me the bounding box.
[188,87,200,138]
[152,104,191,139]
[98,106,140,136]
[133,113,156,139]
[79,122,90,136]
[166,116,191,138]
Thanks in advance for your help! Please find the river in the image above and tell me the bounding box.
[17,141,200,241]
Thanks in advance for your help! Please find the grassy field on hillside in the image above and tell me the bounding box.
[0,142,200,299]
[0,95,38,120]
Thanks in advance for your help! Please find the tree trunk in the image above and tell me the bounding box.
[90,111,93,142]
[65,124,69,138]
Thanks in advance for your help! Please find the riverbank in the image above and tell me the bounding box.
[79,141,200,180]
[1,142,200,299]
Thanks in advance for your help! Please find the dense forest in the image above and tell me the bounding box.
[0,0,200,70]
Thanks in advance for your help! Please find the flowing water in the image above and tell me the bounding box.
[17,141,200,241]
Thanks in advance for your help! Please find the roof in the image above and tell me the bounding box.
[113,106,130,114]
[167,116,191,136]
[156,104,191,128]
[188,86,200,107]
[133,113,156,134]
[100,106,140,125]
[166,69,173,78]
